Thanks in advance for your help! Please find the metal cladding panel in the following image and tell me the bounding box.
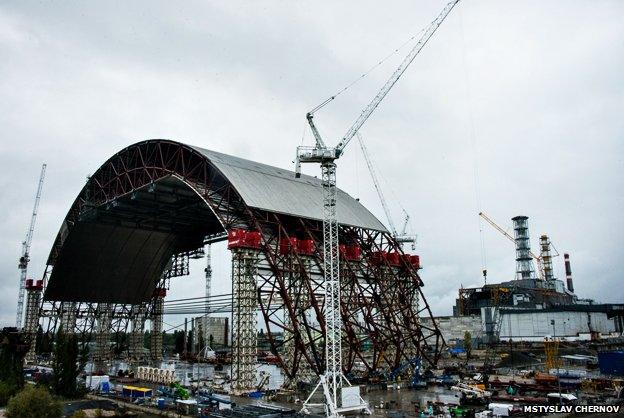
[44,222,177,304]
[191,146,387,232]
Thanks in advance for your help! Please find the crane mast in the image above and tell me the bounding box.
[16,163,47,329]
[296,2,460,415]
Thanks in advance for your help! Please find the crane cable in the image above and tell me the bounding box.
[459,8,487,283]
[308,26,427,116]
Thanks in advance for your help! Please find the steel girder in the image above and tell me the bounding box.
[38,139,443,381]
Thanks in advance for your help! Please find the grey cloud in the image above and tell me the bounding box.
[0,0,622,326]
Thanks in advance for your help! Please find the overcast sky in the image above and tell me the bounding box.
[1,1,622,328]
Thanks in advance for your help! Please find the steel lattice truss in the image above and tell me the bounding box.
[36,140,444,380]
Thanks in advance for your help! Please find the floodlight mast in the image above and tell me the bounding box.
[295,1,460,416]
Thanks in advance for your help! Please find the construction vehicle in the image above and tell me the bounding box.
[295,2,461,415]
[16,163,47,329]
[389,357,426,389]
[450,382,492,403]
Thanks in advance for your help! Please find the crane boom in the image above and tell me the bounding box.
[334,0,460,155]
[297,3,460,414]
[295,0,461,176]
[357,133,417,249]
[357,133,397,235]
[16,163,47,329]
[478,212,545,280]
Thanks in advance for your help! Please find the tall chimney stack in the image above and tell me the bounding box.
[564,253,574,293]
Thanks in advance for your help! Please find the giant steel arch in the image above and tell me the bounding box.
[32,139,444,389]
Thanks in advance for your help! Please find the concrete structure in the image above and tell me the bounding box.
[486,306,620,342]
[421,315,483,344]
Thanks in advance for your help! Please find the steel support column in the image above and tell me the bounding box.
[129,304,146,365]
[60,302,77,334]
[150,290,165,366]
[231,248,259,394]
[24,282,43,364]
[94,303,112,373]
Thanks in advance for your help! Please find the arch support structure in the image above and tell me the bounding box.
[36,139,444,387]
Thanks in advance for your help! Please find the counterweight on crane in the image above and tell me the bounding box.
[357,132,417,250]
[295,2,460,415]
[16,163,47,329]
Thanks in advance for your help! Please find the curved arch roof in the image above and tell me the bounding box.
[190,145,386,231]
[44,140,386,304]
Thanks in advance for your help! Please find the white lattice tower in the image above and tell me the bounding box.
[23,283,42,364]
[60,302,77,334]
[94,303,112,373]
[231,248,258,394]
[302,162,372,416]
[150,294,164,366]
[130,304,146,363]
[322,162,341,408]
[282,254,296,386]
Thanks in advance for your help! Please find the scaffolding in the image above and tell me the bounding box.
[23,280,43,364]
[37,140,445,394]
[94,303,112,373]
[60,302,77,334]
[150,289,165,366]
[129,304,146,364]
[540,235,555,282]
[231,248,259,394]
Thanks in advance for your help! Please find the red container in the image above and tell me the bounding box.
[244,231,262,249]
[35,280,44,289]
[227,229,247,249]
[345,244,361,261]
[387,252,401,266]
[410,255,421,269]
[228,229,262,250]
[298,239,316,255]
[370,251,387,265]
[25,279,34,288]
[280,237,299,255]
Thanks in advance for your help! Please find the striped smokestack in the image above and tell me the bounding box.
[564,253,574,293]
